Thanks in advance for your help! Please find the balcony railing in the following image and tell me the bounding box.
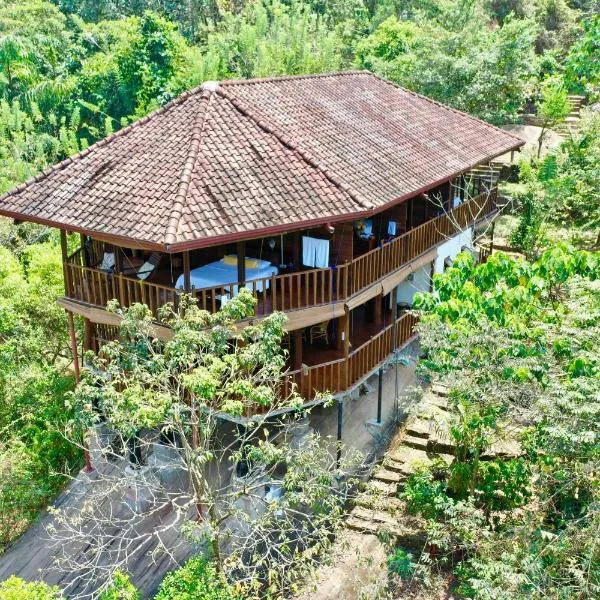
[252,312,419,414]
[64,190,497,322]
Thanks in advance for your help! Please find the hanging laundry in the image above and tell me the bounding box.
[302,236,330,268]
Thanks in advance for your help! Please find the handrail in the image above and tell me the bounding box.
[63,190,497,319]
[277,312,418,403]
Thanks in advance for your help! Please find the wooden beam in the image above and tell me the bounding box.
[58,298,174,341]
[374,292,382,328]
[79,234,88,266]
[284,302,345,332]
[60,229,71,297]
[237,241,246,286]
[183,251,191,292]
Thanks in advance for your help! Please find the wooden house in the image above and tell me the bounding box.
[0,71,523,414]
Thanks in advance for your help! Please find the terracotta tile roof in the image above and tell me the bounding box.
[0,71,523,251]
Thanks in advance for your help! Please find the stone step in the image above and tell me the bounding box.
[366,479,398,497]
[431,383,449,397]
[381,457,413,477]
[373,468,403,484]
[346,516,379,534]
[350,505,399,527]
[405,418,433,439]
[427,436,456,456]
[387,446,454,470]
[354,493,405,513]
[401,434,430,451]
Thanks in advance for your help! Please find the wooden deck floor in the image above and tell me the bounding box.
[301,307,394,367]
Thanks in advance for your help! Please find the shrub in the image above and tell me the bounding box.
[475,458,532,511]
[154,557,238,600]
[99,571,139,600]
[0,576,62,599]
[401,464,448,519]
[387,548,415,580]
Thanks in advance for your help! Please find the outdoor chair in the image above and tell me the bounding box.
[309,321,329,345]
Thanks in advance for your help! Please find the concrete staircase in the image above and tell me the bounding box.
[345,383,521,545]
[554,94,586,136]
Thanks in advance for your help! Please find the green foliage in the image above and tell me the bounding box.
[98,571,139,600]
[401,464,449,519]
[411,247,600,597]
[475,458,531,511]
[0,225,80,551]
[536,114,600,233]
[510,189,546,258]
[154,557,238,600]
[564,15,600,95]
[356,4,538,124]
[387,548,416,580]
[196,0,343,81]
[0,576,62,599]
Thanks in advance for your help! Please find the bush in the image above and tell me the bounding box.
[401,464,448,519]
[154,557,238,600]
[387,548,415,580]
[475,458,532,511]
[99,571,139,600]
[0,576,62,599]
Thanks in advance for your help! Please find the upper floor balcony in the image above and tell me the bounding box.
[62,187,498,326]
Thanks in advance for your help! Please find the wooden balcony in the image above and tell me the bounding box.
[63,190,497,323]
[263,311,419,415]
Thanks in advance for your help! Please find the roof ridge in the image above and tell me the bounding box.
[368,72,525,147]
[0,83,208,206]
[218,70,369,88]
[164,90,213,247]
[215,85,373,211]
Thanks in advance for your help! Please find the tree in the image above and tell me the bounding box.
[48,291,361,597]
[536,76,570,157]
[355,4,538,124]
[564,15,600,95]
[395,246,600,597]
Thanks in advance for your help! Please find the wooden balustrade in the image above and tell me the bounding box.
[65,263,178,320]
[283,312,418,403]
[63,190,497,322]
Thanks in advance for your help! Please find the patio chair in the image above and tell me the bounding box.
[309,321,329,345]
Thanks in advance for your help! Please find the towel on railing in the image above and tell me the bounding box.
[387,221,397,236]
[99,252,115,272]
[302,236,330,268]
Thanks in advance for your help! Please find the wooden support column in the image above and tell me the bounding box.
[182,251,191,292]
[429,261,435,292]
[292,330,303,371]
[377,368,383,423]
[343,306,350,389]
[60,229,70,297]
[336,399,344,466]
[79,234,88,266]
[374,292,383,328]
[237,241,246,286]
[490,220,496,256]
[292,232,301,269]
[83,318,94,352]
